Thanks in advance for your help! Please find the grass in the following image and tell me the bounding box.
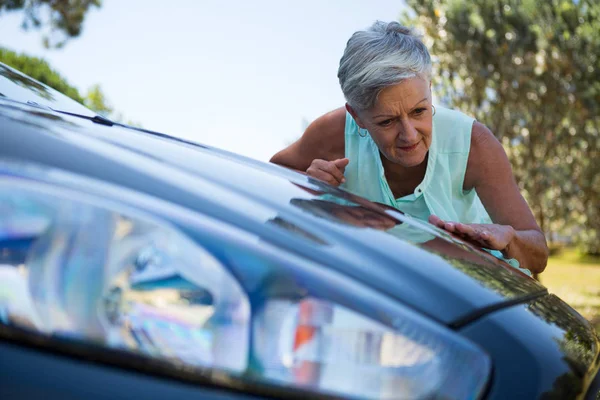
[539,248,600,332]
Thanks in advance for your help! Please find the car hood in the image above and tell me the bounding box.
[0,63,96,118]
[0,100,547,326]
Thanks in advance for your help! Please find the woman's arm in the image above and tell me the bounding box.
[270,107,346,171]
[432,122,549,273]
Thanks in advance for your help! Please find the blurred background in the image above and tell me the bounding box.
[1,0,598,327]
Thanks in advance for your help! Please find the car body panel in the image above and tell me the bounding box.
[0,62,95,117]
[0,99,546,326]
[460,294,600,399]
[0,337,273,400]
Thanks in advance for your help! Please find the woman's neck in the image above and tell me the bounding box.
[380,152,428,179]
[380,152,429,197]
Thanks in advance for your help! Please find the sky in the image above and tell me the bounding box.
[0,0,407,162]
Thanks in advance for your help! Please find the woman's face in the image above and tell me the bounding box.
[351,77,433,168]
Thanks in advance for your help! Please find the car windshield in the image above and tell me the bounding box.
[0,62,95,118]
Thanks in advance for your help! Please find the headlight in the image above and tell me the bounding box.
[0,171,250,372]
[254,297,489,399]
[0,162,491,399]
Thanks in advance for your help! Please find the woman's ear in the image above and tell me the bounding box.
[345,103,366,129]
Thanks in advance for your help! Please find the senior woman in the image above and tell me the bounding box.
[270,21,548,274]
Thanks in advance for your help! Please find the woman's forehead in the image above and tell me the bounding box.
[374,77,430,111]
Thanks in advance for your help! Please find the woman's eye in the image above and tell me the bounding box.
[413,108,427,116]
[378,119,393,127]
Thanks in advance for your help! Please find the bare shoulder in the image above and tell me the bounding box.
[471,121,502,152]
[270,107,346,171]
[307,107,346,151]
[464,121,510,190]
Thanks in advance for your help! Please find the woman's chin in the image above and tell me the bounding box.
[391,151,427,168]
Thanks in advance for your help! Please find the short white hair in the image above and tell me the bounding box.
[338,21,432,110]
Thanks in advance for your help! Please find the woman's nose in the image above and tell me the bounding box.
[398,119,419,142]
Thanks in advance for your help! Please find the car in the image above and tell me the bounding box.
[0,61,599,400]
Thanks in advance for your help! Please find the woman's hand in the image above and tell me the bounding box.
[428,215,515,254]
[306,158,350,186]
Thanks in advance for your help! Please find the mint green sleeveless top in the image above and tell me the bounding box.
[341,106,529,275]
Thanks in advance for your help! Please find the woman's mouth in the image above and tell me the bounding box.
[397,141,420,152]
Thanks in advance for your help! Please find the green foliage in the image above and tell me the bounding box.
[550,247,600,265]
[0,47,83,102]
[84,84,112,116]
[0,0,101,48]
[0,48,138,126]
[403,0,600,254]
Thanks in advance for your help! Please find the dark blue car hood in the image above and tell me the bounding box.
[0,96,546,326]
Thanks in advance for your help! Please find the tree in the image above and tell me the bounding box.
[0,0,101,48]
[0,48,138,125]
[0,46,83,102]
[84,84,112,116]
[403,0,600,255]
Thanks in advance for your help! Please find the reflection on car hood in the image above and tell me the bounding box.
[0,62,95,117]
[0,102,547,326]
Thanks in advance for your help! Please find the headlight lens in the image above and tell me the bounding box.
[0,166,491,399]
[254,298,488,399]
[0,178,250,372]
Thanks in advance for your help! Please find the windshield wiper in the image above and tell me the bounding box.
[51,109,114,126]
[19,99,115,127]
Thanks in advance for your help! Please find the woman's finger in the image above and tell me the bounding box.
[444,222,457,232]
[436,220,496,249]
[428,215,446,229]
[455,223,476,236]
[310,159,345,184]
[319,162,346,183]
[428,214,442,225]
[307,159,345,185]
[333,158,350,173]
[452,224,486,244]
[306,166,341,186]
